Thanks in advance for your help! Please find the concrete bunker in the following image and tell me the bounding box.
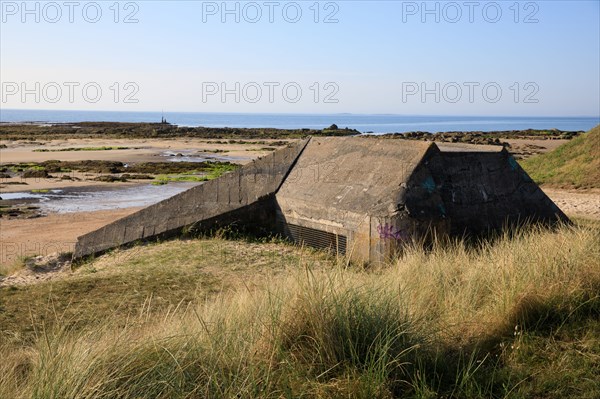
[73,137,567,263]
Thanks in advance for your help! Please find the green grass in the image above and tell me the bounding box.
[32,146,131,152]
[151,163,237,185]
[151,175,207,185]
[7,164,45,172]
[0,224,598,398]
[520,125,600,189]
[0,239,331,345]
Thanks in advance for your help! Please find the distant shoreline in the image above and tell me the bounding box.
[1,110,598,134]
[0,121,591,142]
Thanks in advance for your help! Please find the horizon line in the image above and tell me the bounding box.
[2,108,599,119]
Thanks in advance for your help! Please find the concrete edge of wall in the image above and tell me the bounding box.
[72,138,310,260]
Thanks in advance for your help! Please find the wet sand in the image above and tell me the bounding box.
[0,208,142,266]
[1,173,147,193]
[0,137,288,164]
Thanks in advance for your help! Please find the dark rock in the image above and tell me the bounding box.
[23,169,49,178]
[93,175,128,183]
[121,174,152,180]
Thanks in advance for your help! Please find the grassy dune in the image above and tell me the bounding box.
[520,125,600,189]
[1,223,598,398]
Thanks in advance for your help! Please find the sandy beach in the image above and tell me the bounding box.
[0,137,288,164]
[0,137,285,265]
[0,207,142,266]
[543,188,600,220]
[1,137,288,192]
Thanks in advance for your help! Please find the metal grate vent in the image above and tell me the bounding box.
[278,222,347,255]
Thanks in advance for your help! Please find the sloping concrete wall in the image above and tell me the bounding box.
[275,137,432,228]
[411,148,568,235]
[72,139,309,259]
[275,137,435,263]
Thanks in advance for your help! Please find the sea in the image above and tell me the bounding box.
[1,109,598,134]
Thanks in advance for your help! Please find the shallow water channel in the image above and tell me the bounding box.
[1,183,201,214]
[161,150,250,163]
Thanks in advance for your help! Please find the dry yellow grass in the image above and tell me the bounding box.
[0,223,598,398]
[0,256,28,278]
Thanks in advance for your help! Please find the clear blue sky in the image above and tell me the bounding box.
[1,0,599,115]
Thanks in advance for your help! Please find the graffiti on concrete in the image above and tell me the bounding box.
[377,223,409,241]
[422,176,436,193]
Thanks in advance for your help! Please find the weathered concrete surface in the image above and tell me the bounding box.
[276,137,433,219]
[275,137,436,261]
[72,139,309,259]
[275,137,567,263]
[74,135,568,264]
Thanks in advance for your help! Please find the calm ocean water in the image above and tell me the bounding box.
[1,109,598,134]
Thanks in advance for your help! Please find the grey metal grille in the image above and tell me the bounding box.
[278,222,347,255]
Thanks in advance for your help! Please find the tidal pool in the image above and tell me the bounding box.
[1,183,200,214]
[161,150,250,163]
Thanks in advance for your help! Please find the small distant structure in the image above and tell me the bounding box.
[160,110,169,125]
[73,137,568,263]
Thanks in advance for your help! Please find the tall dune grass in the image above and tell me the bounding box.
[1,223,598,398]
